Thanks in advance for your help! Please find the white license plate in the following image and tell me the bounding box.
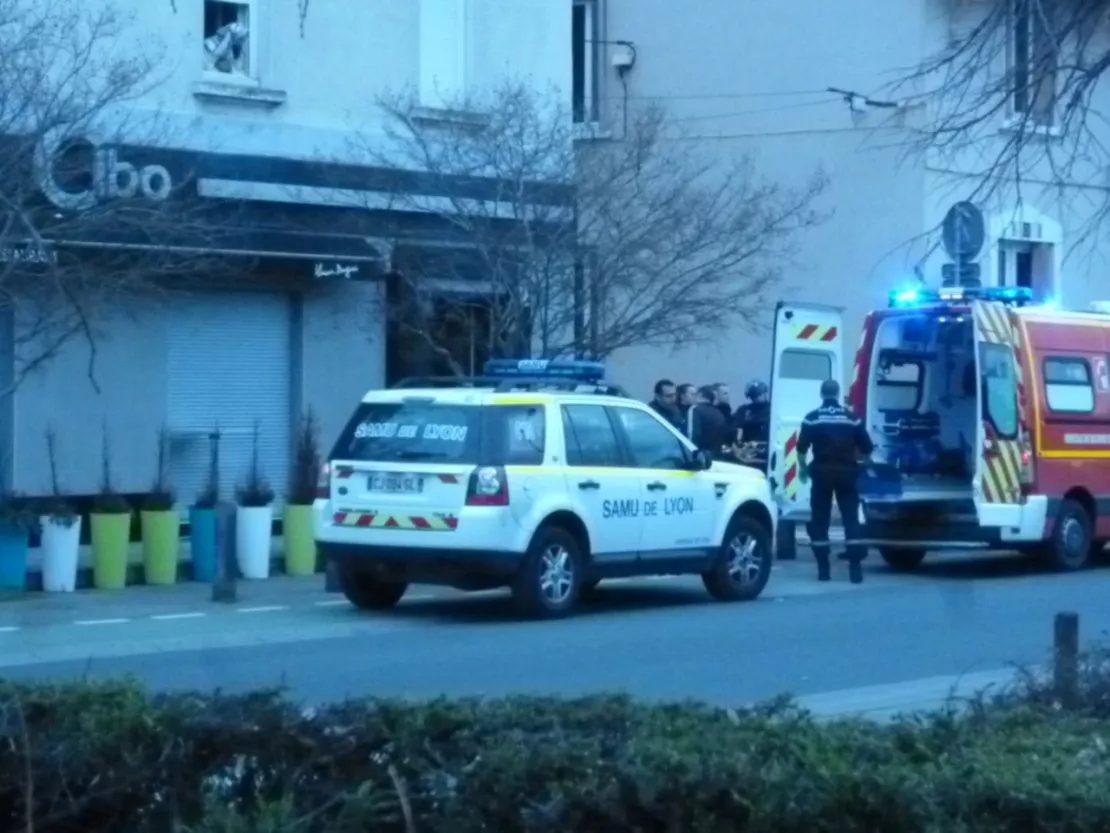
[369,473,424,494]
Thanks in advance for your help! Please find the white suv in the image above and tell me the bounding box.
[314,360,777,618]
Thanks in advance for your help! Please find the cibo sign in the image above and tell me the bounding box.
[33,131,172,211]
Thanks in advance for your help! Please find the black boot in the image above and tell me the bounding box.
[848,560,863,584]
[816,558,830,581]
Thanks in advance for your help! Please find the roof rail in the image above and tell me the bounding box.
[390,375,630,397]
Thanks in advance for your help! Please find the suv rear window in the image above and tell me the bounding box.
[332,401,546,465]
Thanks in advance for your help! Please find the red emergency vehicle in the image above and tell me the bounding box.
[767,285,1110,572]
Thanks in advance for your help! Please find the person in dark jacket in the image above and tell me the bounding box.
[691,385,730,459]
[733,379,770,469]
[676,383,697,437]
[713,382,733,422]
[797,379,874,584]
[648,378,683,431]
[734,380,770,443]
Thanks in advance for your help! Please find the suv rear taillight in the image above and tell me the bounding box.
[466,466,509,506]
[316,462,331,499]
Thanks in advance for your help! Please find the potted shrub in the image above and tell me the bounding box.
[0,492,36,593]
[89,428,132,590]
[140,428,179,586]
[283,409,320,577]
[235,422,275,580]
[39,428,81,593]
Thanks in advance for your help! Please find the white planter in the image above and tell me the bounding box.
[40,515,82,593]
[235,505,273,579]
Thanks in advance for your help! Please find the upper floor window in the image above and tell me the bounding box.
[204,0,253,79]
[572,0,600,123]
[1008,0,1056,126]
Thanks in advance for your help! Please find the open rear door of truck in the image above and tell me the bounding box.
[767,302,845,522]
[971,300,1025,527]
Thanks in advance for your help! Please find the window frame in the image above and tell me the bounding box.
[560,403,625,468]
[608,405,693,471]
[203,0,258,82]
[1043,356,1096,415]
[875,356,924,413]
[778,348,833,382]
[979,342,1020,439]
[1007,0,1056,127]
[572,0,601,124]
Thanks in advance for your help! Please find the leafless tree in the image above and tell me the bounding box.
[346,83,827,374]
[896,0,1110,249]
[0,0,225,396]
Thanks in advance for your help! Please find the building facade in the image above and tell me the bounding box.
[7,0,568,505]
[580,0,1109,397]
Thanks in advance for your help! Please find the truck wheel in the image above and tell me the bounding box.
[337,562,408,610]
[702,514,772,602]
[1042,499,1092,572]
[512,526,583,619]
[879,547,927,572]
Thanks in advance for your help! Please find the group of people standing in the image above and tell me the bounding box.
[647,379,770,467]
[648,376,873,586]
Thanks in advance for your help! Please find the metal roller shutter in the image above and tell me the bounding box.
[166,291,292,510]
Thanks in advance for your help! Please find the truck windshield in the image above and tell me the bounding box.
[979,343,1017,438]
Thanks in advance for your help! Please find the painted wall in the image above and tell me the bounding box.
[14,295,168,494]
[301,281,388,450]
[598,0,931,398]
[107,0,570,163]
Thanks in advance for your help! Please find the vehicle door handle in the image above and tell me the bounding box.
[577,480,601,490]
[647,481,666,491]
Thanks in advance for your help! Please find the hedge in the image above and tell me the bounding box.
[3,658,1110,833]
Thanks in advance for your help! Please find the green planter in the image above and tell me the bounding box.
[283,504,316,576]
[141,510,180,585]
[90,512,131,590]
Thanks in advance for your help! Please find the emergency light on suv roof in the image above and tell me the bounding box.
[391,358,627,397]
[888,285,1033,308]
[482,358,606,382]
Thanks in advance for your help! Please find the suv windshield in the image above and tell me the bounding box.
[332,401,546,465]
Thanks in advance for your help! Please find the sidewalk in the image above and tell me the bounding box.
[796,667,1018,721]
[0,574,332,629]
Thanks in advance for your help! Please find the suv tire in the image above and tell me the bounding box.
[702,513,772,602]
[337,562,408,610]
[879,547,927,572]
[1042,499,1092,572]
[512,526,583,619]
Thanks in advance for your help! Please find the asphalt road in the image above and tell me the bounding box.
[1,553,1108,710]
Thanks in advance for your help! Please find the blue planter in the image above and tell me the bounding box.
[0,526,28,591]
[189,507,217,583]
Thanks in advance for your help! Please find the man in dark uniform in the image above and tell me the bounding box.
[733,380,770,470]
[796,379,873,584]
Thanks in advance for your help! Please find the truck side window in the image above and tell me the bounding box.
[979,343,1018,437]
[1044,357,1095,414]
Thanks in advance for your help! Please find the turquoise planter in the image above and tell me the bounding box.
[0,526,28,591]
[189,507,217,582]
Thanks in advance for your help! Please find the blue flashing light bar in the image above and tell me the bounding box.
[888,285,1033,308]
[483,358,606,382]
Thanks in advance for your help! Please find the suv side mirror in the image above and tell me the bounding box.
[692,449,713,470]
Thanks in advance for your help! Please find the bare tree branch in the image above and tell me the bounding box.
[0,0,244,398]
[343,82,828,371]
[889,0,1110,256]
